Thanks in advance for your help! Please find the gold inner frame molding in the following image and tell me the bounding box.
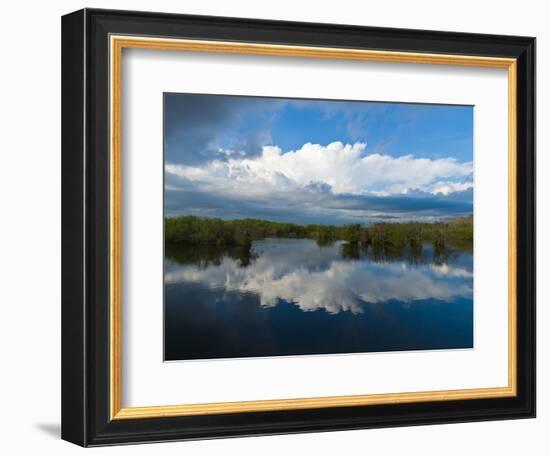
[109,35,518,420]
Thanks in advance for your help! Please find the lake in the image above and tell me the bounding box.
[164,238,473,361]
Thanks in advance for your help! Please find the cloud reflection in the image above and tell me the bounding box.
[165,239,472,315]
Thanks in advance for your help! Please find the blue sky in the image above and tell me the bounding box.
[164,93,473,224]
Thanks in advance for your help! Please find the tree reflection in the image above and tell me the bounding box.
[340,242,360,260]
[166,242,257,269]
[167,238,461,270]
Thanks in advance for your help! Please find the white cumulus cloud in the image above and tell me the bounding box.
[165,141,473,199]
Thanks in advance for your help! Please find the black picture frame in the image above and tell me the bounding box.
[62,7,535,447]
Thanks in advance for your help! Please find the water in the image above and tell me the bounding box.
[164,238,473,361]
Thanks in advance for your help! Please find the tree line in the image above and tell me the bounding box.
[165,214,473,249]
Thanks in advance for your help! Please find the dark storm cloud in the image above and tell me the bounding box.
[323,191,473,214]
[164,93,282,165]
[165,181,473,225]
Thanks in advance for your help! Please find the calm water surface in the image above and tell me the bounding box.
[164,238,473,360]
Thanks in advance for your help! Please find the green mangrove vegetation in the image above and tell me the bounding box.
[165,214,473,250]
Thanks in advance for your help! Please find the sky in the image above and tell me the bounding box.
[164,93,473,225]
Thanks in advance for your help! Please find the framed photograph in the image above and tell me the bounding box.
[61,8,535,447]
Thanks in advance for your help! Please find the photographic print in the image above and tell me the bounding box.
[163,93,474,361]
